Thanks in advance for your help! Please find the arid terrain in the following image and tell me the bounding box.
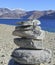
[0,24,55,65]
[0,24,18,65]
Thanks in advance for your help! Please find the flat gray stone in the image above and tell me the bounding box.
[15,25,41,31]
[15,25,32,28]
[11,48,52,64]
[12,30,45,40]
[15,25,33,31]
[14,38,43,49]
[13,30,35,39]
[16,20,41,26]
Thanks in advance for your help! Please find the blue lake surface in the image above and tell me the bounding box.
[0,19,55,32]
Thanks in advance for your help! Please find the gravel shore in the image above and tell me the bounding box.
[0,24,55,65]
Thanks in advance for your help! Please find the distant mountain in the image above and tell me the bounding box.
[0,8,26,19]
[0,8,55,19]
[0,8,11,16]
[21,10,55,19]
[39,10,55,19]
[21,11,44,19]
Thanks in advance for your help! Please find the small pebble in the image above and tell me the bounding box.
[0,61,3,64]
[1,55,5,57]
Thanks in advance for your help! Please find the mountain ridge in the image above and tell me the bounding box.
[0,8,55,19]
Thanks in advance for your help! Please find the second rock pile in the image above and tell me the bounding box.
[11,19,52,65]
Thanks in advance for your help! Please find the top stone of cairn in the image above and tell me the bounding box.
[16,19,41,26]
[13,19,45,40]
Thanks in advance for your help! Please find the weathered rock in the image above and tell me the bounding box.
[13,30,45,40]
[16,20,41,26]
[15,25,33,31]
[13,30,35,39]
[15,25,41,31]
[11,48,52,64]
[14,38,43,49]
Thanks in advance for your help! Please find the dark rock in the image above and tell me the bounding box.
[14,38,43,49]
[1,55,5,57]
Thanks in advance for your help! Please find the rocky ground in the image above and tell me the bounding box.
[0,24,18,65]
[0,24,55,65]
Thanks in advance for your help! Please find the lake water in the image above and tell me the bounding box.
[0,19,55,32]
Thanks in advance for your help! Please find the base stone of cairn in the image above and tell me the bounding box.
[12,48,51,64]
[11,19,52,65]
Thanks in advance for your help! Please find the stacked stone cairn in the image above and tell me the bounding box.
[11,19,52,65]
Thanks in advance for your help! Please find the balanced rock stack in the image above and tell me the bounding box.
[11,20,52,65]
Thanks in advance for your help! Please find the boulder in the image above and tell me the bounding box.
[11,48,52,64]
[14,38,44,49]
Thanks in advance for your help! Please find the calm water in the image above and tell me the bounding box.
[0,19,55,32]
